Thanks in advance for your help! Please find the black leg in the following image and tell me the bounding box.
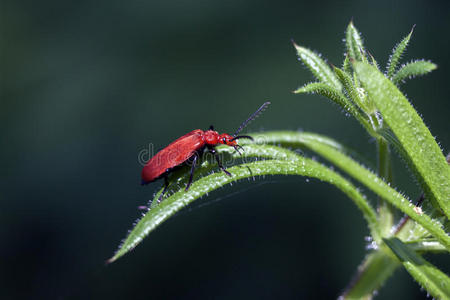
[210,147,231,176]
[209,125,214,130]
[185,153,198,191]
[158,175,169,203]
[233,145,244,157]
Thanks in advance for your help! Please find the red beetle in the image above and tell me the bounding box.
[141,102,270,202]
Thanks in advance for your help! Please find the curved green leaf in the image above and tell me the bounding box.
[245,131,450,248]
[148,144,302,208]
[405,240,447,253]
[346,21,366,62]
[386,26,414,78]
[108,144,378,263]
[384,237,450,299]
[368,52,380,71]
[294,81,372,135]
[293,43,342,90]
[334,67,369,113]
[392,60,437,86]
[342,54,351,74]
[294,82,356,113]
[354,62,450,218]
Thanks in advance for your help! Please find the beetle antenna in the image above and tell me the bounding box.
[233,102,270,136]
[230,135,253,142]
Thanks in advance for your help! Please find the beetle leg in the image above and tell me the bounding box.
[210,147,231,177]
[209,125,214,130]
[233,145,245,157]
[158,175,169,203]
[185,153,199,191]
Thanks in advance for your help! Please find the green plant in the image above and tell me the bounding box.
[109,21,449,299]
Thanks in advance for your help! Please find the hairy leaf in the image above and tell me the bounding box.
[386,26,414,78]
[246,131,450,248]
[405,240,447,253]
[392,60,437,86]
[346,21,366,62]
[384,237,450,299]
[108,144,378,263]
[294,82,353,112]
[334,66,369,113]
[293,43,342,90]
[294,82,372,133]
[368,52,380,71]
[342,54,351,74]
[354,62,450,218]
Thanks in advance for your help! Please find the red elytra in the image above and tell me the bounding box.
[141,102,270,202]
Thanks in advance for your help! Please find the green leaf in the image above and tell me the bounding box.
[384,237,450,299]
[349,70,383,134]
[392,60,437,86]
[294,82,354,112]
[354,62,450,218]
[293,43,342,90]
[108,144,379,263]
[346,21,366,62]
[342,54,351,74]
[368,52,380,71]
[294,82,372,134]
[246,131,450,248]
[342,250,400,299]
[386,26,414,78]
[334,66,369,113]
[405,240,447,253]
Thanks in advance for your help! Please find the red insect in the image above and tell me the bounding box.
[141,102,270,202]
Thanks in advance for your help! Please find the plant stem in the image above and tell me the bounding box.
[394,193,425,235]
[341,249,399,299]
[377,137,394,236]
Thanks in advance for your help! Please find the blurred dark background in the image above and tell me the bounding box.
[1,0,449,299]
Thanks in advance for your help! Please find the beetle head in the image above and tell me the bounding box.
[219,133,237,146]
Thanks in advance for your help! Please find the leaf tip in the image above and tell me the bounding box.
[292,87,302,94]
[106,256,116,265]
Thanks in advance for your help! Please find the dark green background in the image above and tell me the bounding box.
[2,0,449,299]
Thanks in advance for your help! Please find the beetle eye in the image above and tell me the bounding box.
[223,138,226,143]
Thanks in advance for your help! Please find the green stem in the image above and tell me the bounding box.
[341,248,400,299]
[377,137,394,236]
[377,137,392,182]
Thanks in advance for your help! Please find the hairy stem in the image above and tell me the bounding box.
[377,137,394,236]
[341,249,399,299]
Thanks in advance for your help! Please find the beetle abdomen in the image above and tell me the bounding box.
[141,130,205,184]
